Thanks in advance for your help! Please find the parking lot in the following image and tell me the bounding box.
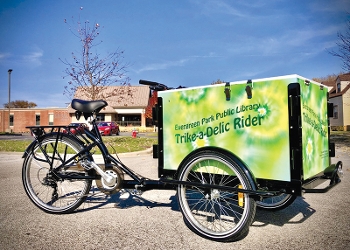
[0,147,349,249]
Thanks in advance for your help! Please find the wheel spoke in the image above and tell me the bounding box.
[256,193,296,210]
[22,134,92,213]
[177,151,256,241]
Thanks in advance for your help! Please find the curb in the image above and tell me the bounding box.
[0,133,23,136]
[118,146,153,157]
[83,147,154,163]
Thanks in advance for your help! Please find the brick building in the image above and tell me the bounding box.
[0,85,151,133]
[0,108,70,133]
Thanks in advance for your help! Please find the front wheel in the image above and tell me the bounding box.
[22,133,92,214]
[177,150,256,242]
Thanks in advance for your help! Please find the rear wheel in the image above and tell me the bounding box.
[256,193,296,211]
[177,150,256,242]
[22,133,92,214]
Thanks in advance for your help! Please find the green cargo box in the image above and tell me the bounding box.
[156,74,333,194]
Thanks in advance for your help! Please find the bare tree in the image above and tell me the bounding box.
[329,19,350,72]
[211,79,224,85]
[312,73,339,83]
[60,8,131,101]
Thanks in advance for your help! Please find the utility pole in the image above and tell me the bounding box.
[8,69,12,132]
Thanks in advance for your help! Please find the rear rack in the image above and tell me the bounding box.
[26,125,67,137]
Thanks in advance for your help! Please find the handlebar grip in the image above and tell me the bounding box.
[139,79,161,86]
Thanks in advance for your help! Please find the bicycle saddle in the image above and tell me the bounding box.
[71,99,108,114]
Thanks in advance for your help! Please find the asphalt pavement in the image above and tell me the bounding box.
[0,147,349,250]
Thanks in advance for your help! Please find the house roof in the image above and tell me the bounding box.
[322,80,336,94]
[98,86,150,108]
[321,81,335,87]
[337,72,350,81]
[68,85,150,113]
[325,72,350,98]
[332,83,350,98]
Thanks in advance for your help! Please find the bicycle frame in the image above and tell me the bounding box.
[25,120,281,196]
[25,123,146,185]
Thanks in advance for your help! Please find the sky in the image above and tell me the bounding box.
[0,0,349,108]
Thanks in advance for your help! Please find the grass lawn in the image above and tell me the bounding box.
[0,136,157,154]
[330,131,350,148]
[0,131,348,153]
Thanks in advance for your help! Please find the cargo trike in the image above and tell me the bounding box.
[22,75,343,242]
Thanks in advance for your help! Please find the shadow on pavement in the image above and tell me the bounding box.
[253,196,315,228]
[77,187,315,230]
[76,188,179,213]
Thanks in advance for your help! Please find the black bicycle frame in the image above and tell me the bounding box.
[25,121,284,197]
[26,123,145,184]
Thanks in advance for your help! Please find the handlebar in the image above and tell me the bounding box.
[139,79,172,91]
[139,80,160,86]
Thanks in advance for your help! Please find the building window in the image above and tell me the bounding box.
[117,114,141,126]
[337,83,341,93]
[9,114,14,126]
[49,114,54,125]
[333,105,338,119]
[36,115,40,125]
[96,114,105,122]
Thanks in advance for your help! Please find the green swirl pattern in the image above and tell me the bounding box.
[159,75,329,181]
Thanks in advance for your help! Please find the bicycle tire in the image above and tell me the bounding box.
[22,133,92,214]
[256,193,296,211]
[177,150,256,242]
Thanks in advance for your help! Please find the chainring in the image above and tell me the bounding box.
[95,165,124,195]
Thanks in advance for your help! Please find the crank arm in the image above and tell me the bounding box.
[82,160,116,186]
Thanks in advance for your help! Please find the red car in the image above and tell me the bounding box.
[97,122,120,136]
[64,123,89,135]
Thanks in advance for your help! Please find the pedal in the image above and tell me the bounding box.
[80,160,96,171]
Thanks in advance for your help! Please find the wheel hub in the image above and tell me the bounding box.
[95,166,124,195]
[43,176,57,187]
[102,170,118,186]
[210,189,221,200]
